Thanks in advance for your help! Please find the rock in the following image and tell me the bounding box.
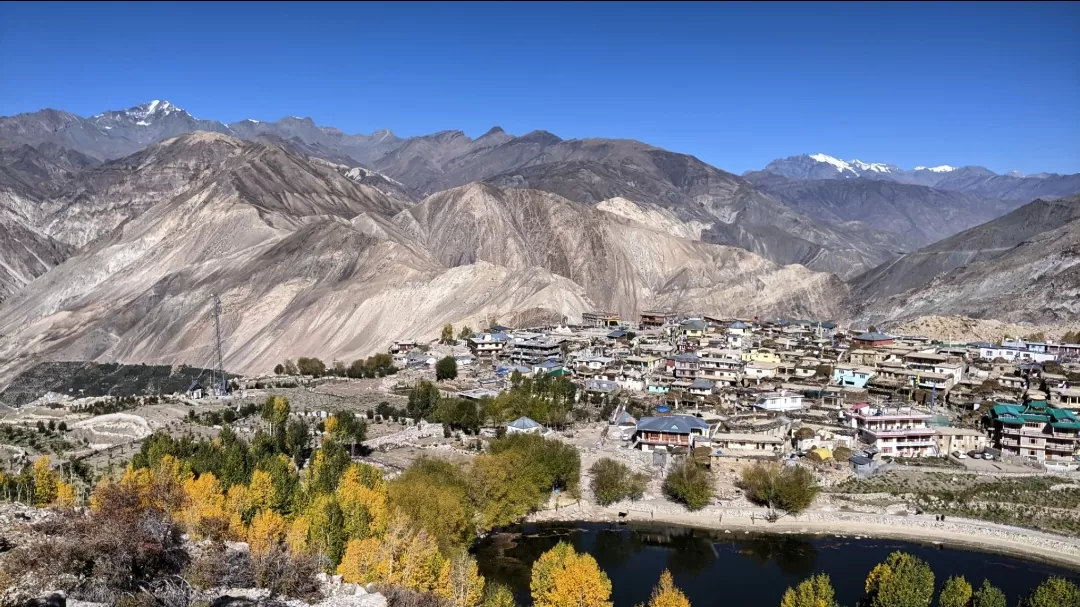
[337,584,358,597]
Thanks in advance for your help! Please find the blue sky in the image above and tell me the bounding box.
[1,2,1077,174]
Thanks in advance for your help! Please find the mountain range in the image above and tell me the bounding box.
[0,100,1078,381]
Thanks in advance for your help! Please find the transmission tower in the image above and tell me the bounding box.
[212,294,225,396]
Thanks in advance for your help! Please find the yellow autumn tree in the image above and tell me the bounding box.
[642,570,690,607]
[399,526,446,595]
[336,463,389,540]
[286,515,312,554]
[225,484,251,538]
[531,542,612,607]
[247,469,277,513]
[780,573,839,607]
[54,481,77,509]
[248,509,287,555]
[180,472,229,539]
[32,456,58,506]
[325,416,340,435]
[338,537,387,585]
[437,549,486,607]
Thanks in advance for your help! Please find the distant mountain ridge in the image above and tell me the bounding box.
[757,153,1080,201]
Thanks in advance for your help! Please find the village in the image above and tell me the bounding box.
[373,310,1080,476]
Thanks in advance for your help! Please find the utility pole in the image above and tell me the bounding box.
[212,294,225,397]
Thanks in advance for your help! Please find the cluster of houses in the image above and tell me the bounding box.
[386,311,1080,469]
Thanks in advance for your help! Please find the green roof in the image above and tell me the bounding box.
[990,401,1078,426]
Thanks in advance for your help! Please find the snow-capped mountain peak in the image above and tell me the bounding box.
[913,165,956,173]
[808,153,858,176]
[849,159,892,173]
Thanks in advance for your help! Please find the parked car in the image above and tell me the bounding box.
[982,452,994,460]
[967,450,979,459]
[952,451,967,459]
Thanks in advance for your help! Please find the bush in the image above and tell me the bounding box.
[589,458,648,506]
[740,463,819,516]
[663,459,713,511]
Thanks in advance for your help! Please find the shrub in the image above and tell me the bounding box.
[740,463,819,516]
[436,356,458,381]
[589,458,649,506]
[662,459,713,511]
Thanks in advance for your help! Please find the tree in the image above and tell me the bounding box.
[862,552,934,607]
[938,576,972,607]
[437,356,459,381]
[54,481,77,509]
[482,584,519,607]
[437,549,486,607]
[274,363,285,375]
[296,357,326,377]
[970,580,1006,607]
[330,410,368,455]
[740,463,819,517]
[469,452,543,531]
[643,570,690,607]
[248,508,286,555]
[833,446,853,462]
[1022,577,1080,607]
[590,458,647,506]
[32,456,57,506]
[1025,332,1047,342]
[407,380,441,421]
[284,359,298,375]
[869,325,878,333]
[389,458,474,550]
[530,542,612,607]
[459,325,474,341]
[781,573,838,607]
[662,459,713,511]
[442,323,455,344]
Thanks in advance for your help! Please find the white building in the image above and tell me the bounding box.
[750,391,805,412]
[845,403,936,457]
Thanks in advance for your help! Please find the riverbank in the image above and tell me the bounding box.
[525,500,1080,570]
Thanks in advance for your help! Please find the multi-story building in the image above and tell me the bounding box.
[903,352,948,371]
[934,427,987,456]
[1048,386,1080,409]
[467,332,509,357]
[986,401,1080,463]
[672,352,700,379]
[508,337,563,366]
[697,350,743,385]
[633,415,711,451]
[741,348,779,364]
[845,403,936,457]
[640,309,678,328]
[581,311,621,328]
[833,364,875,388]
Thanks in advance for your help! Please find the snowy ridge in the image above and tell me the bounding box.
[808,153,858,176]
[850,159,892,173]
[913,165,956,173]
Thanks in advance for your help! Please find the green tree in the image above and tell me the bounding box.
[437,356,459,381]
[331,410,368,455]
[780,573,839,607]
[1022,577,1080,607]
[938,576,972,607]
[460,325,474,341]
[442,323,455,344]
[662,459,713,511]
[970,580,1006,607]
[530,541,612,607]
[389,457,475,551]
[284,359,298,375]
[740,462,819,516]
[296,357,326,377]
[469,451,543,531]
[407,380,441,420]
[589,458,647,506]
[274,363,284,375]
[861,551,934,607]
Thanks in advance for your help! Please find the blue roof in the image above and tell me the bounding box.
[674,353,699,362]
[681,319,707,331]
[537,360,562,369]
[607,329,628,338]
[689,378,713,389]
[508,416,542,430]
[656,405,671,413]
[729,321,748,329]
[637,415,710,434]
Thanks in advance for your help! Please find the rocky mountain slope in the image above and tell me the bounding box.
[0,102,909,278]
[0,133,847,384]
[744,171,1020,251]
[854,195,1080,324]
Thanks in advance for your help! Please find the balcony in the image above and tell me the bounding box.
[865,428,935,438]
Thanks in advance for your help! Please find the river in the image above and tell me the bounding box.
[473,522,1080,606]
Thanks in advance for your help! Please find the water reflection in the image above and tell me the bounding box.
[472,522,1079,607]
